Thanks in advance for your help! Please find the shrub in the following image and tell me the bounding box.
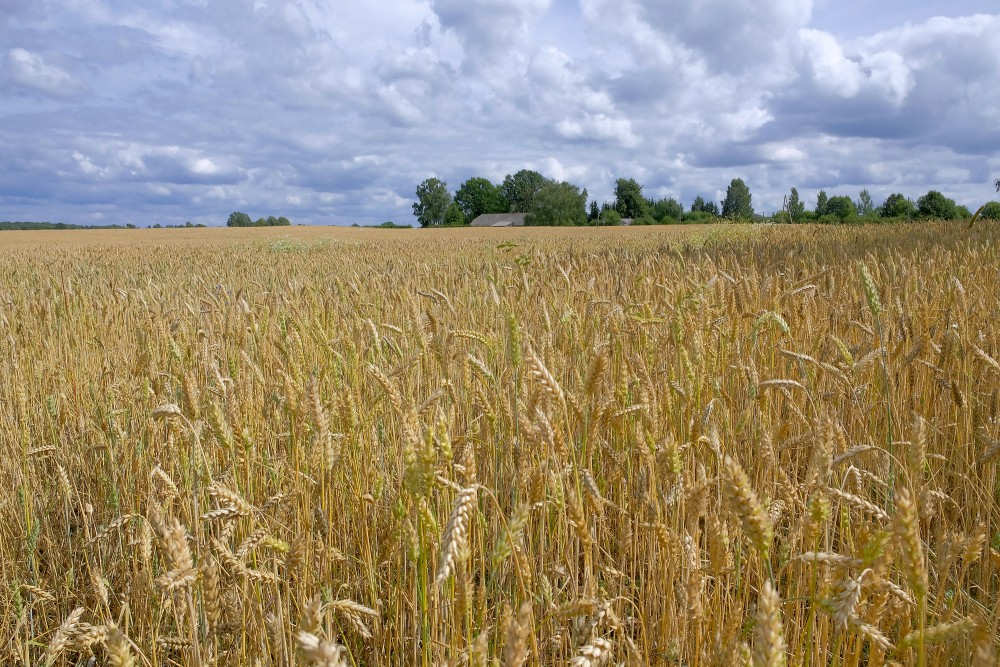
[600,210,622,226]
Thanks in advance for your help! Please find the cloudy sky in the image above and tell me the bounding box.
[2,0,999,226]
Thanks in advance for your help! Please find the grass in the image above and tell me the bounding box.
[0,221,998,666]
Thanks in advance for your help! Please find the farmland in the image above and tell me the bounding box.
[1,222,998,666]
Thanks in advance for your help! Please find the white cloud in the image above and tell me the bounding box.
[1,1,999,225]
[554,114,638,147]
[799,29,864,96]
[7,48,88,97]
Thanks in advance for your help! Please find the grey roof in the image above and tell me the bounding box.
[469,213,527,227]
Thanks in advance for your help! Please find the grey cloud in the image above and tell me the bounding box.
[429,0,550,74]
[634,0,811,74]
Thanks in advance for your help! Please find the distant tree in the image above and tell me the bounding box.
[444,202,466,226]
[995,178,1000,192]
[879,193,915,218]
[501,169,547,213]
[815,190,828,217]
[588,200,600,221]
[614,178,649,219]
[454,177,506,221]
[525,180,588,226]
[826,196,857,220]
[276,216,291,226]
[651,197,683,222]
[413,178,452,227]
[691,195,707,212]
[702,200,720,216]
[227,211,252,227]
[788,188,805,222]
[981,202,1000,219]
[721,178,754,219]
[916,190,959,219]
[856,189,875,217]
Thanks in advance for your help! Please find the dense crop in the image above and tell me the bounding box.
[1,223,998,666]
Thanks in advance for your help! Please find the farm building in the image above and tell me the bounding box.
[469,213,527,227]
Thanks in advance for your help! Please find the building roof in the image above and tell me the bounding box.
[469,213,527,227]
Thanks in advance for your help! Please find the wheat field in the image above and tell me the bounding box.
[1,222,998,666]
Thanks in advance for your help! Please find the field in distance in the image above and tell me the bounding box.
[1,221,998,666]
[0,221,730,249]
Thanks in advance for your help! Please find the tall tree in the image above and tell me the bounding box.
[613,178,649,219]
[454,177,506,221]
[788,188,805,221]
[916,190,958,219]
[227,211,252,227]
[721,178,754,219]
[413,178,452,227]
[691,196,707,212]
[879,193,915,218]
[524,180,588,226]
[815,190,829,217]
[856,189,875,217]
[826,196,857,220]
[588,200,600,221]
[501,169,547,213]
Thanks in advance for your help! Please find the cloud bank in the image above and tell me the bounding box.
[1,0,998,225]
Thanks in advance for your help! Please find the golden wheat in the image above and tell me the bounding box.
[1,221,998,665]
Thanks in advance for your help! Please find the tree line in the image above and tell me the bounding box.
[411,173,1000,227]
[226,212,292,227]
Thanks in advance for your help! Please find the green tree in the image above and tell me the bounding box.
[879,193,915,218]
[524,180,588,226]
[826,196,857,220]
[916,190,958,219]
[815,190,828,217]
[702,200,720,216]
[651,197,683,222]
[413,178,452,227]
[721,178,753,219]
[856,189,875,217]
[614,178,649,219]
[981,201,1000,220]
[691,195,707,212]
[501,169,547,213]
[454,177,506,221]
[787,188,805,222]
[276,216,291,226]
[444,202,466,226]
[588,200,600,222]
[600,209,622,226]
[227,211,252,227]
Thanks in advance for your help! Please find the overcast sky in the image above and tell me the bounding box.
[2,0,998,226]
